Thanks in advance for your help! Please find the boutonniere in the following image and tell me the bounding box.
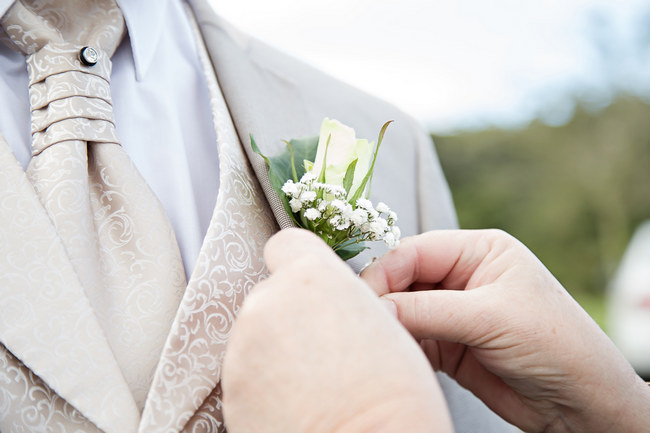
[251,118,400,260]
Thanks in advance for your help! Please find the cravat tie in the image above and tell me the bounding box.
[1,0,187,411]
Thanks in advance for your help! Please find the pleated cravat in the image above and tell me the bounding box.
[1,0,187,410]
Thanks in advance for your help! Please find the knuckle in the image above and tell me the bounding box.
[481,228,513,242]
[479,228,524,252]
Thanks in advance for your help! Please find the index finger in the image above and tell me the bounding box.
[360,229,512,296]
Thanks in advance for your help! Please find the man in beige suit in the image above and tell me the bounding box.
[0,0,515,431]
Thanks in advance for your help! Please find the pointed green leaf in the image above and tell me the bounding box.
[342,159,358,196]
[335,243,367,261]
[317,134,332,183]
[366,120,393,197]
[349,120,393,203]
[284,140,299,182]
[250,134,270,165]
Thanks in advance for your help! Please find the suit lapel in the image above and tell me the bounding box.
[141,2,377,431]
[183,0,373,274]
[187,0,314,231]
[0,136,140,433]
[191,0,404,284]
[138,4,278,432]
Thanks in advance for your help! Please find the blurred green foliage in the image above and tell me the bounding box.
[433,96,650,315]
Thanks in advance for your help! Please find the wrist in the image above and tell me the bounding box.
[602,375,650,432]
[558,372,650,433]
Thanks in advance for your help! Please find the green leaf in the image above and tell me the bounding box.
[285,136,319,180]
[342,159,358,196]
[349,120,393,203]
[335,243,367,261]
[284,140,299,182]
[318,133,332,183]
[250,134,270,165]
[250,134,319,225]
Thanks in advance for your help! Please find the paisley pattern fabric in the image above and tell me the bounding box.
[0,343,104,433]
[0,135,140,433]
[140,7,278,431]
[1,0,186,419]
[0,1,277,432]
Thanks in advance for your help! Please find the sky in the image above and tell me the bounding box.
[210,0,650,133]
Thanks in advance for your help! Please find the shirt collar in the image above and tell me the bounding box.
[0,0,169,81]
[116,0,170,81]
[0,0,12,20]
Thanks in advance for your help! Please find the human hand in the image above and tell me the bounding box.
[222,228,453,433]
[361,229,650,433]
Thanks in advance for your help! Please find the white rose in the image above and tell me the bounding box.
[308,118,374,196]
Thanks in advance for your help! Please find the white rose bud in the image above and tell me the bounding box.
[309,118,374,196]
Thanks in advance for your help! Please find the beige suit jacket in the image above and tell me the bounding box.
[0,0,514,431]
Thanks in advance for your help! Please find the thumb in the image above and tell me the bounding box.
[264,228,339,274]
[383,287,498,344]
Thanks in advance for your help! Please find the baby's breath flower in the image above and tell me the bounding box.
[336,220,350,230]
[330,215,342,227]
[318,200,329,212]
[350,208,368,226]
[304,208,321,221]
[282,180,299,196]
[289,198,302,213]
[330,200,353,221]
[376,202,390,214]
[356,198,373,210]
[256,119,399,260]
[281,173,400,255]
[375,217,389,231]
[325,185,346,199]
[331,199,347,212]
[368,219,387,240]
[383,232,397,248]
[300,172,317,183]
[340,204,353,220]
[300,190,317,203]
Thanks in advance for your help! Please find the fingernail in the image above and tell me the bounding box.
[380,298,398,318]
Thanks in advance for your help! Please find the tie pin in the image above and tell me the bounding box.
[80,46,99,66]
